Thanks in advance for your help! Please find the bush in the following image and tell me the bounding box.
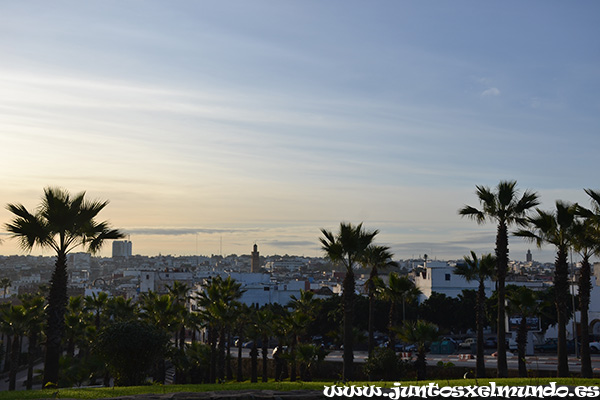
[93,320,169,386]
[362,347,412,381]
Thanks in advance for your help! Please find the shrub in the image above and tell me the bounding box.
[363,347,412,381]
[93,320,169,386]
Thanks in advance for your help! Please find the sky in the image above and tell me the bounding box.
[1,1,599,263]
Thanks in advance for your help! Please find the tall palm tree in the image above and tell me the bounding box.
[320,222,378,381]
[361,245,397,356]
[574,189,600,378]
[507,286,540,378]
[377,272,421,351]
[459,180,539,377]
[454,252,495,378]
[515,200,577,377]
[397,320,439,381]
[5,187,124,386]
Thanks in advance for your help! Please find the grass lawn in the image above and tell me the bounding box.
[2,378,600,399]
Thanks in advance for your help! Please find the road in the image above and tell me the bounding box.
[3,350,599,391]
[238,347,600,373]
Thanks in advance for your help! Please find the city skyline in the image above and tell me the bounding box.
[1,1,599,263]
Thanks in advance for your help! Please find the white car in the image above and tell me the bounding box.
[589,341,600,353]
[460,338,476,349]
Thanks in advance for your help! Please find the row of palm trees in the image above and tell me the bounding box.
[460,181,600,378]
[320,223,437,381]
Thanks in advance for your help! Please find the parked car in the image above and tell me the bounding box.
[589,341,600,353]
[459,338,476,349]
[484,337,497,348]
[534,338,579,353]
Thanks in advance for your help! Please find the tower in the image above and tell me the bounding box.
[526,249,533,263]
[251,244,260,273]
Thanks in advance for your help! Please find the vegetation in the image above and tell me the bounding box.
[3,183,600,389]
[4,187,124,387]
[319,222,378,381]
[459,180,539,378]
[454,252,495,378]
[1,379,600,400]
[515,201,577,377]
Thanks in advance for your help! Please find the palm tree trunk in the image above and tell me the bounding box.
[476,280,486,378]
[416,346,427,381]
[388,301,396,351]
[3,335,11,373]
[367,268,377,356]
[26,333,37,390]
[8,335,20,391]
[261,338,268,382]
[290,340,297,382]
[208,326,217,384]
[495,221,508,378]
[217,327,226,381]
[44,251,69,387]
[236,339,243,382]
[250,343,258,383]
[579,255,592,378]
[342,269,355,381]
[368,291,375,356]
[226,330,233,380]
[517,316,527,377]
[555,247,570,377]
[179,325,186,349]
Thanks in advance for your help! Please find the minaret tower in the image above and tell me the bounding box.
[251,243,260,273]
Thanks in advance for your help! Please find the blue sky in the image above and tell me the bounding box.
[1,1,599,262]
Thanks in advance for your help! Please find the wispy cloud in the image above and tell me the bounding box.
[123,227,263,236]
[481,87,500,97]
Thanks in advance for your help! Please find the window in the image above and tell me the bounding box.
[445,273,451,281]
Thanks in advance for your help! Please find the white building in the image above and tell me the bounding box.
[414,260,496,302]
[191,272,309,308]
[138,270,194,294]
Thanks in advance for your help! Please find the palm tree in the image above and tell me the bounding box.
[5,187,124,386]
[1,304,28,390]
[397,320,439,380]
[167,281,191,350]
[507,286,540,377]
[573,189,600,378]
[377,272,421,351]
[19,293,45,390]
[459,180,539,377]
[232,303,252,382]
[320,222,378,380]
[454,252,495,378]
[361,245,397,356]
[195,275,245,382]
[106,295,137,323]
[84,292,109,330]
[515,200,577,377]
[0,278,11,298]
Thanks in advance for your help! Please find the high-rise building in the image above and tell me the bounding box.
[112,240,132,258]
[526,249,533,263]
[251,244,260,273]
